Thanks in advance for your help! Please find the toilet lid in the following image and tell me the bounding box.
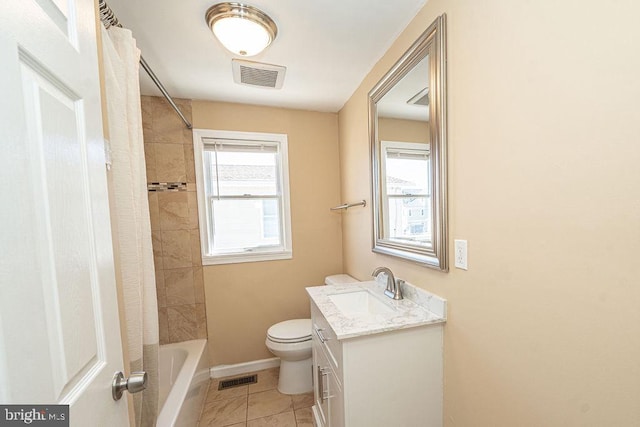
[267,319,311,343]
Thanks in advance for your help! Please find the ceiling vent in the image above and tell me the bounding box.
[232,59,286,89]
[407,87,429,106]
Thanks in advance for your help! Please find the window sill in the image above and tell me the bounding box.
[202,250,293,266]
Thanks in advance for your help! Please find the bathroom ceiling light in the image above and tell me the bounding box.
[205,3,278,57]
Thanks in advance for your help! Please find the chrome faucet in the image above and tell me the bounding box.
[372,267,403,300]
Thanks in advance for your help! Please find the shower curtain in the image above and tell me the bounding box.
[101,26,159,427]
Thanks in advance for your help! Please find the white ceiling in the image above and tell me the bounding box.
[378,55,430,121]
[105,0,427,112]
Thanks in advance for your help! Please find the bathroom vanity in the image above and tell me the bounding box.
[306,280,446,427]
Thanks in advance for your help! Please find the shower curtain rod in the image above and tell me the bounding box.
[98,0,193,129]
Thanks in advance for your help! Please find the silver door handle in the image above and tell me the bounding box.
[112,371,147,401]
[314,327,329,344]
[318,366,329,403]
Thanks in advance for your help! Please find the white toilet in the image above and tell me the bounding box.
[265,274,359,394]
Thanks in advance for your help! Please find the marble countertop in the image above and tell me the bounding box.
[306,280,446,340]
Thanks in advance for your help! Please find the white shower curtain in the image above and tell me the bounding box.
[101,26,159,427]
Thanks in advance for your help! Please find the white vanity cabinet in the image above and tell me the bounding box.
[310,301,444,427]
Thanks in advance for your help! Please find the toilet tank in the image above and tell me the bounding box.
[324,274,359,286]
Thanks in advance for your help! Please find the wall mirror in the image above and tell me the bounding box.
[369,15,447,270]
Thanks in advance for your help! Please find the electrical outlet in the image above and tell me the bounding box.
[454,239,468,270]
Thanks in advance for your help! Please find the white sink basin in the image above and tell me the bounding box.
[328,291,395,317]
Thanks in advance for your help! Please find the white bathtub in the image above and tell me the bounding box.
[156,339,209,427]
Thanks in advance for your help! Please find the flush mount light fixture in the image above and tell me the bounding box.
[205,3,278,57]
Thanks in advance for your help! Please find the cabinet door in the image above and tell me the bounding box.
[327,367,344,427]
[314,341,345,427]
[313,340,330,426]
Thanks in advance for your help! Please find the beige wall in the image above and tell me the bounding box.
[378,117,429,143]
[192,101,344,365]
[339,1,640,425]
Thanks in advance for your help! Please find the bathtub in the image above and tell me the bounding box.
[156,339,210,427]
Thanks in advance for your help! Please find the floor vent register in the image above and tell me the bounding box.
[218,374,258,390]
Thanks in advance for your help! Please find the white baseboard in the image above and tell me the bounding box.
[210,357,281,379]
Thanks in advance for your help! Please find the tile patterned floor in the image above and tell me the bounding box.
[198,367,315,427]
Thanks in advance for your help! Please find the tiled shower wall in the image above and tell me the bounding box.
[141,95,207,344]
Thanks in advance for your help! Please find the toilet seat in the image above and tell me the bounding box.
[267,319,311,344]
[263,275,358,395]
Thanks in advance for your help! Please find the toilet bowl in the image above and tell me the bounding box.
[265,319,313,394]
[265,274,359,395]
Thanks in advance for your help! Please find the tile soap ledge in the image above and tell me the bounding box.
[306,280,446,340]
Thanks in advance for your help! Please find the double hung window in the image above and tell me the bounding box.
[380,141,431,246]
[193,129,292,264]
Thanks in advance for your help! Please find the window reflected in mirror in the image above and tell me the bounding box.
[381,141,431,245]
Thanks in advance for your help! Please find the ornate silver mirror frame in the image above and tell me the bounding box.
[369,15,447,270]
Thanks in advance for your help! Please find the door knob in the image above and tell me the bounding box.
[112,371,148,401]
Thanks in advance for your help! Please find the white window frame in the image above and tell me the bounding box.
[379,140,431,245]
[193,129,293,265]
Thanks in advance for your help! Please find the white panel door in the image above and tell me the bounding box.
[0,0,130,425]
